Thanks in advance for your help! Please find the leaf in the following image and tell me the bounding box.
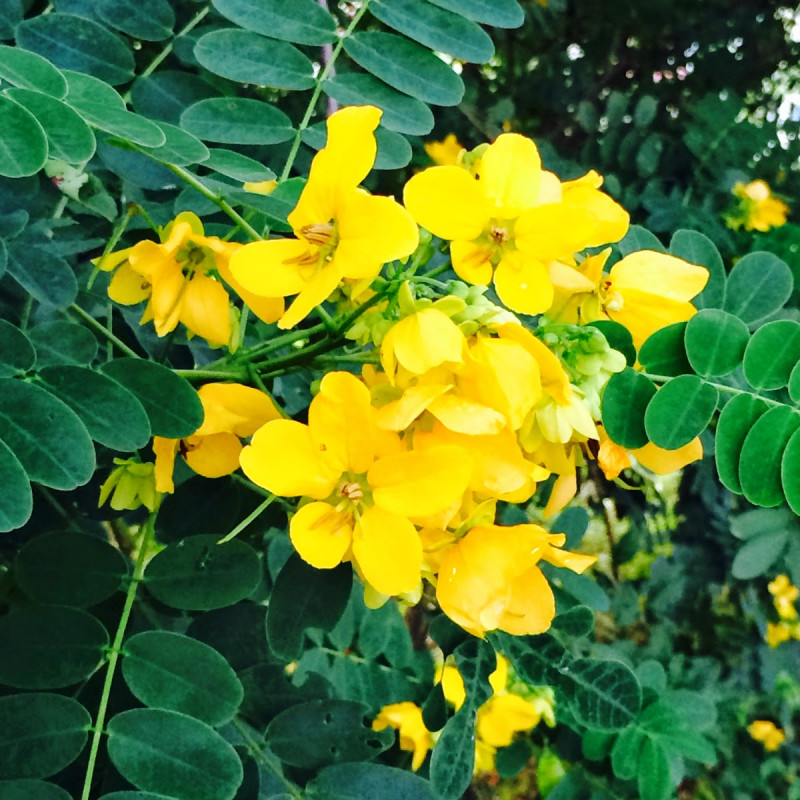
[141,121,210,167]
[633,95,658,128]
[181,98,294,146]
[0,320,35,377]
[643,375,718,449]
[5,239,77,307]
[550,506,590,548]
[430,710,477,800]
[130,71,219,126]
[601,368,657,449]
[0,605,108,689]
[635,135,663,177]
[144,535,261,611]
[322,74,434,136]
[100,358,204,439]
[494,631,567,686]
[732,528,789,579]
[638,322,691,376]
[370,0,494,63]
[122,631,244,726]
[6,88,96,165]
[0,378,95,489]
[715,394,769,494]
[563,659,642,731]
[344,32,464,107]
[739,406,800,507]
[306,763,438,800]
[203,149,275,183]
[637,738,671,800]
[0,439,32,532]
[266,700,392,769]
[107,709,243,800]
[155,476,243,543]
[28,320,98,367]
[617,225,666,256]
[669,230,725,310]
[723,251,793,327]
[194,29,315,91]
[267,554,352,660]
[0,96,48,179]
[0,44,67,98]
[95,0,175,42]
[0,693,90,779]
[0,0,23,39]
[16,13,135,85]
[684,309,748,377]
[611,726,645,780]
[358,600,413,668]
[0,781,72,800]
[586,320,636,366]
[15,531,128,607]
[211,0,337,45]
[743,319,800,390]
[551,606,595,638]
[426,0,524,28]
[781,429,800,516]
[454,638,496,709]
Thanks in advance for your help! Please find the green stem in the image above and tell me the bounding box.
[243,322,328,360]
[88,207,135,290]
[642,372,788,409]
[173,367,249,382]
[121,6,211,103]
[69,303,141,359]
[278,0,372,182]
[218,494,277,543]
[81,518,153,800]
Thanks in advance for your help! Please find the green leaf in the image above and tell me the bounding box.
[789,362,800,404]
[782,429,800,516]
[611,726,645,780]
[17,13,134,86]
[63,71,166,148]
[101,358,204,439]
[601,368,656,449]
[426,0,524,28]
[0,378,95,489]
[644,375,717,449]
[732,528,789,579]
[195,30,315,91]
[640,704,716,764]
[669,230,725,310]
[140,121,210,167]
[635,135,663,177]
[551,606,595,637]
[15,531,128,607]
[633,95,658,128]
[638,322,691,376]
[617,225,666,256]
[638,738,671,800]
[583,730,614,761]
[358,600,413,668]
[0,96,48,178]
[28,320,98,367]
[661,689,717,730]
[0,0,23,40]
[6,88,96,164]
[6,239,77,307]
[211,0,337,45]
[455,638,496,709]
[0,320,35,377]
[344,32,464,107]
[370,0,494,63]
[129,71,218,126]
[743,319,800,390]
[0,439,32,532]
[267,554,352,660]
[374,128,412,170]
[306,763,438,800]
[266,700,392,769]
[430,710,476,800]
[0,605,108,689]
[37,365,151,451]
[203,149,275,183]
[181,98,294,146]
[564,659,642,731]
[684,309,748,377]
[95,0,175,42]
[586,320,636,366]
[107,709,243,800]
[715,394,769,494]
[144,535,261,611]
[0,693,90,779]
[322,74,434,136]
[739,406,800,507]
[0,44,67,98]
[730,507,794,541]
[0,781,72,800]
[723,251,793,327]
[122,631,244,726]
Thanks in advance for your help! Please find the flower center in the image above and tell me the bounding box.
[489,225,510,245]
[301,222,335,247]
[337,481,363,502]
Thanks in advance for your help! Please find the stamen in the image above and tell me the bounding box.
[338,481,363,502]
[489,225,510,245]
[300,222,335,247]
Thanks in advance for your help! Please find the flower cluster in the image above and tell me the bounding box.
[747,719,786,751]
[725,179,790,232]
[764,573,800,648]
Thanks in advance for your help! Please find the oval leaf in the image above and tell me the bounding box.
[684,309,748,377]
[426,0,524,28]
[0,438,32,532]
[141,121,210,167]
[669,229,725,310]
[211,0,337,45]
[203,149,275,183]
[306,763,439,800]
[644,375,717,449]
[0,44,67,98]
[6,240,78,307]
[564,658,642,731]
[723,251,793,327]
[742,319,800,390]
[0,320,35,377]
[0,96,48,179]
[0,780,72,800]
[637,322,691,377]
[29,320,98,367]
[95,0,175,42]
[781,428,800,516]
[715,394,769,494]
[601,368,656,449]
[181,98,294,146]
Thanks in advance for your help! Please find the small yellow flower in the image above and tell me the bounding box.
[765,621,792,649]
[424,134,464,166]
[242,179,277,195]
[768,574,799,621]
[728,180,789,232]
[747,720,785,751]
[372,702,432,770]
[99,459,159,512]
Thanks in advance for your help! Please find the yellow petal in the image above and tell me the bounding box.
[608,289,698,348]
[609,251,709,301]
[369,445,472,518]
[632,437,703,474]
[108,263,151,305]
[128,239,177,282]
[403,166,489,241]
[561,175,629,246]
[382,308,464,376]
[427,394,506,435]
[514,203,596,261]
[183,432,242,478]
[148,266,185,336]
[195,383,281,437]
[450,239,494,286]
[152,436,178,493]
[228,239,312,298]
[217,258,284,325]
[278,260,341,329]
[502,563,555,635]
[548,260,597,294]
[543,471,577,517]
[290,501,353,569]
[94,246,133,272]
[352,505,421,596]
[493,251,554,316]
[239,419,340,499]
[479,133,541,218]
[336,192,419,279]
[180,274,232,346]
[375,384,451,431]
[477,694,541,747]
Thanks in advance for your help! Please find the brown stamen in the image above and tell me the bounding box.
[489,225,510,245]
[301,222,335,247]
[338,481,363,502]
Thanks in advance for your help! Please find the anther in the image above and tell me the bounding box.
[338,481,363,501]
[301,222,335,247]
[489,225,510,245]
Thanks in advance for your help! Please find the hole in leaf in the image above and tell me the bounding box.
[323,712,333,724]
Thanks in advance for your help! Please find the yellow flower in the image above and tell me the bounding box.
[596,425,703,480]
[747,720,785,751]
[424,134,464,166]
[728,180,789,232]
[242,179,277,195]
[98,458,159,512]
[765,621,792,649]
[436,523,595,637]
[154,382,281,493]
[372,702,432,770]
[768,574,799,621]
[229,106,419,330]
[404,135,628,315]
[239,371,471,596]
[477,693,545,748]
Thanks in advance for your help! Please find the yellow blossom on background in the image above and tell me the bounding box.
[424,134,464,166]
[372,702,432,770]
[768,574,799,620]
[765,621,793,648]
[727,180,789,232]
[747,720,785,751]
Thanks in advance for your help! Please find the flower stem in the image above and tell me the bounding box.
[80,518,154,800]
[69,303,141,359]
[218,494,277,543]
